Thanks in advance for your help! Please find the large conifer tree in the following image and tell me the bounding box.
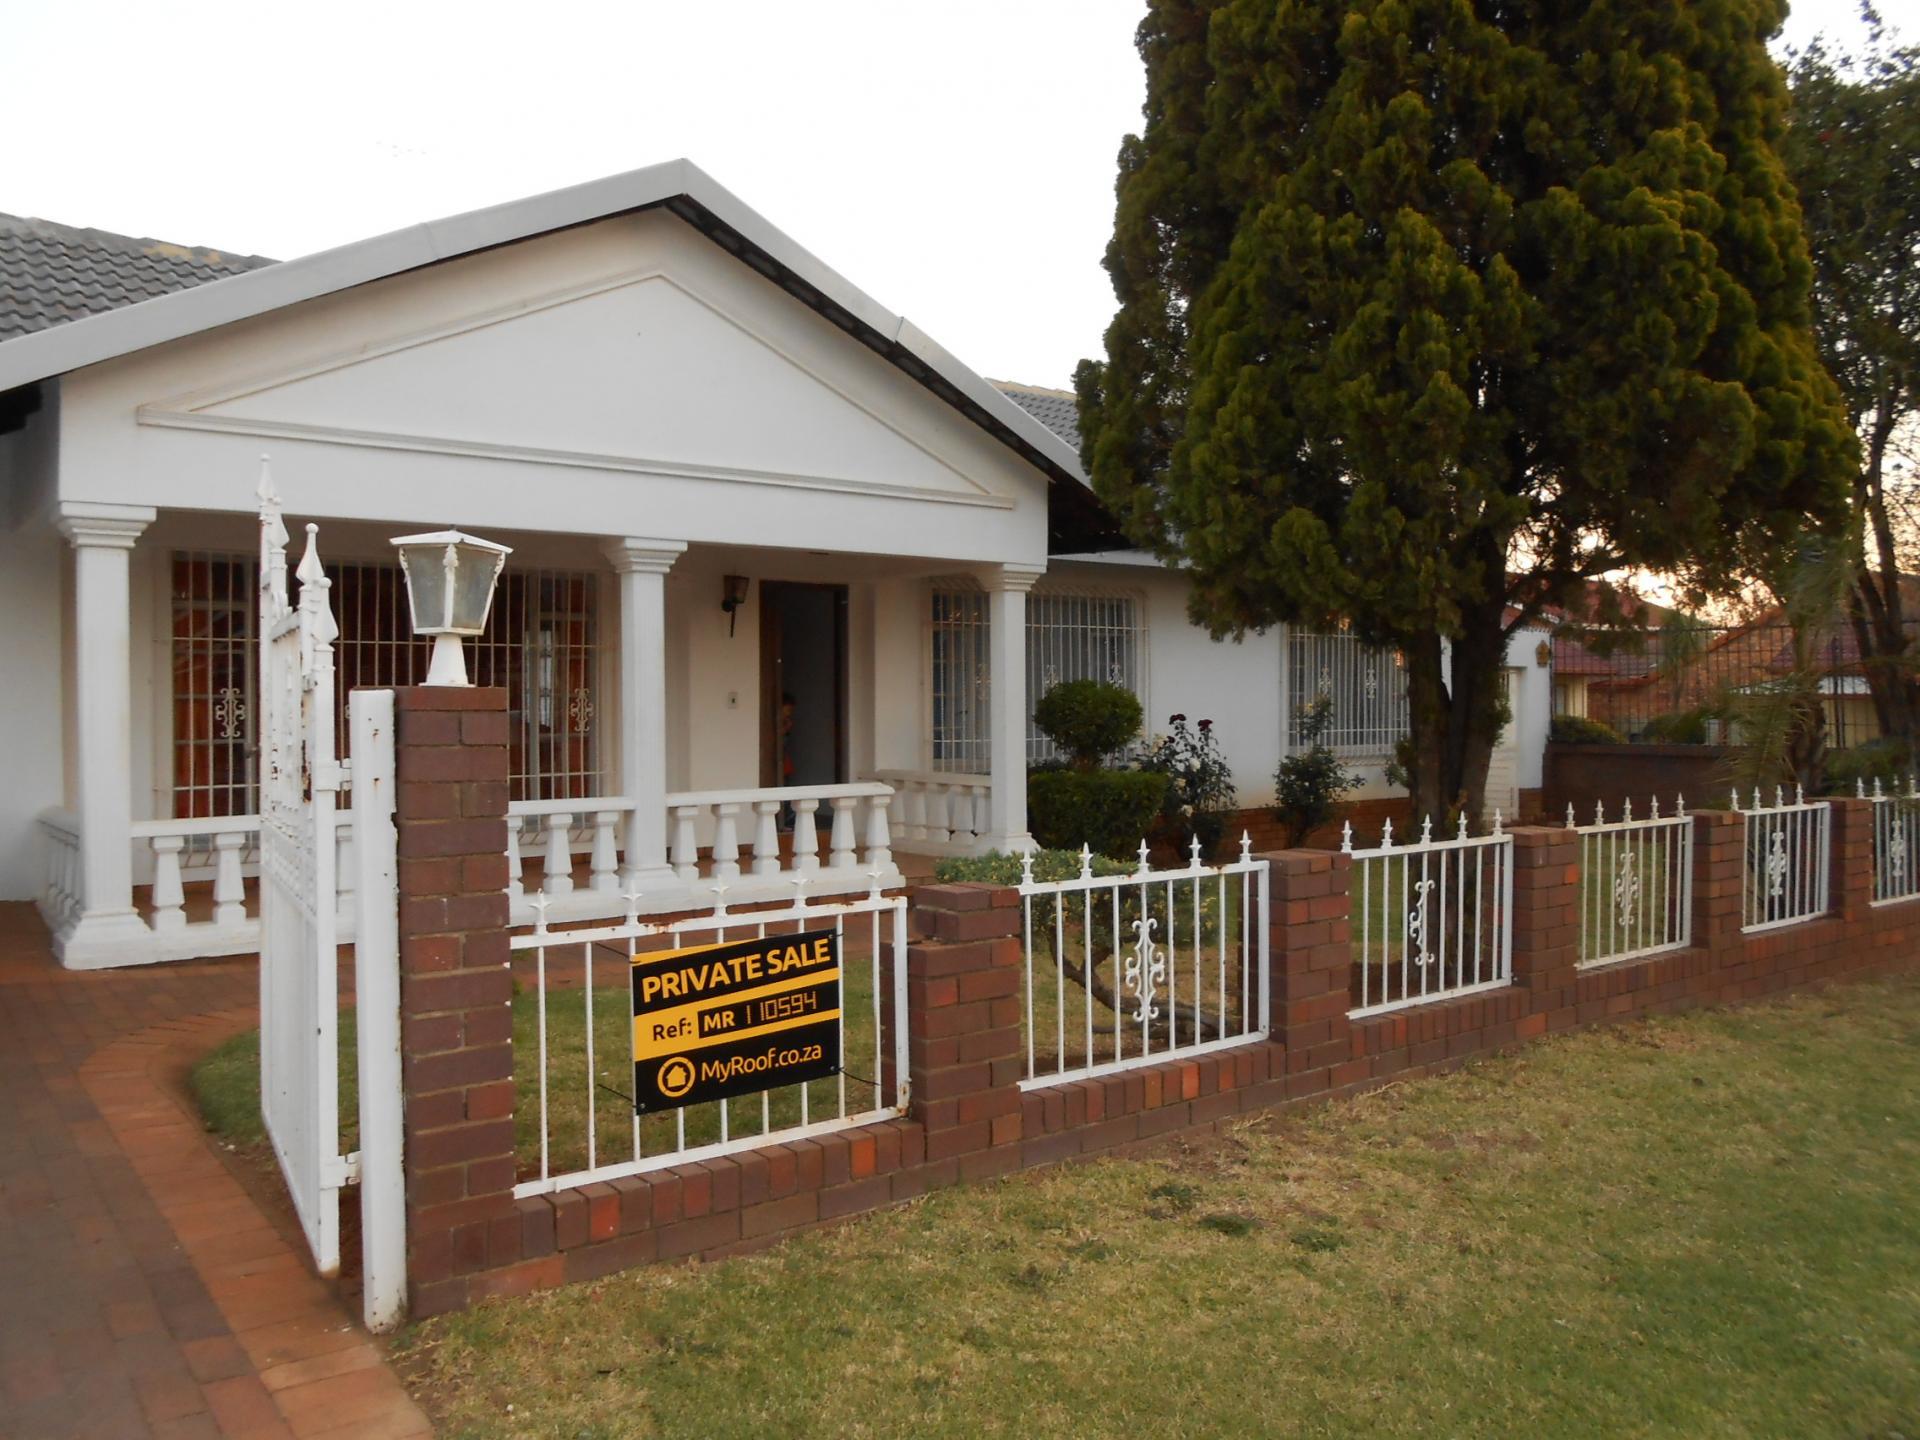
[1077,0,1853,824]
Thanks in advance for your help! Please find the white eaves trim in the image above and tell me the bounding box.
[0,157,1087,485]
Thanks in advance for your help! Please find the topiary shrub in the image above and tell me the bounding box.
[1549,714,1623,745]
[1027,769,1169,858]
[1033,680,1143,770]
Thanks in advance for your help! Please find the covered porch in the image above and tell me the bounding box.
[37,510,1044,966]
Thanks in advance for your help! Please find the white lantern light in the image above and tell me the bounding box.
[389,529,512,686]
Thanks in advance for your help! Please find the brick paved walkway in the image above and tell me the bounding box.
[0,903,431,1439]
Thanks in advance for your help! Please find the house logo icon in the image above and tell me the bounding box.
[657,1056,696,1100]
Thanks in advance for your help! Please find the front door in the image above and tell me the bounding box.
[760,582,849,792]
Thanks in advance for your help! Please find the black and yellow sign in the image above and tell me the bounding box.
[630,928,840,1113]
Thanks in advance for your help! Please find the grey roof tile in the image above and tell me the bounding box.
[990,380,1081,452]
[0,213,276,343]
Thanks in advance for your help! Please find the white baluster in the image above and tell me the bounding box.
[926,786,953,846]
[541,812,574,896]
[792,797,822,873]
[829,796,859,870]
[864,793,893,872]
[506,819,524,901]
[712,803,742,880]
[752,800,783,877]
[590,810,620,894]
[149,834,186,932]
[671,805,701,881]
[212,831,246,927]
[902,781,927,842]
[972,784,992,843]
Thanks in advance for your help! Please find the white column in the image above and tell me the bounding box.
[604,538,687,894]
[985,563,1044,854]
[56,502,157,966]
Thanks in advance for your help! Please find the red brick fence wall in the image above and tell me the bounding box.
[387,686,1920,1318]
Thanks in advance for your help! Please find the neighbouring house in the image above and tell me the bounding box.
[0,162,1553,969]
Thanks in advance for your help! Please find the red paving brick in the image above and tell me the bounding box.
[1,903,431,1439]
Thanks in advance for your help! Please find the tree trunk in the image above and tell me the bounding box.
[1403,611,1509,832]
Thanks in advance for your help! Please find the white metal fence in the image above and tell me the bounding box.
[1015,838,1269,1088]
[511,881,909,1198]
[1344,815,1513,1017]
[1862,777,1920,906]
[1736,788,1831,933]
[1569,798,1694,967]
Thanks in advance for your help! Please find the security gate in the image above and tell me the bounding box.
[256,475,350,1277]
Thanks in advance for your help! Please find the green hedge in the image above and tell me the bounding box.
[1549,714,1623,745]
[1027,769,1169,858]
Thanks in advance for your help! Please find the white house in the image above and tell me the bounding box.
[0,161,1551,968]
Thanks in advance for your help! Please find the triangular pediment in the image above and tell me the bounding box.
[140,268,1005,507]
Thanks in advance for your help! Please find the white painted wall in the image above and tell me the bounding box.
[0,399,66,900]
[0,523,66,898]
[1056,554,1554,816]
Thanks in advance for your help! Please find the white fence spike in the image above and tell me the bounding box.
[1773,784,1784,808]
[1239,830,1252,862]
[1795,782,1805,805]
[1493,808,1504,835]
[1420,814,1432,843]
[1859,776,1868,798]
[1594,798,1606,826]
[1565,802,1575,830]
[1019,850,1035,886]
[1136,839,1152,876]
[1381,816,1395,849]
[1650,795,1661,819]
[1677,792,1687,818]
[1189,833,1204,869]
[1078,844,1093,879]
[1340,820,1354,853]
[1753,786,1764,811]
[1731,787,1741,813]
[1456,812,1468,839]
[1623,797,1633,822]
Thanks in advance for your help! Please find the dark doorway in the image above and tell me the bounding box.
[760,582,848,794]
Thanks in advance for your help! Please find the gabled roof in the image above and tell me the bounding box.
[0,213,275,342]
[0,160,1124,551]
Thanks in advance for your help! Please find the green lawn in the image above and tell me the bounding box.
[393,972,1920,1439]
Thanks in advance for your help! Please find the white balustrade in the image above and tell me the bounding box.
[875,771,991,856]
[41,780,903,960]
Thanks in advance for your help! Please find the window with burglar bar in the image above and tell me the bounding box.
[929,586,991,774]
[1288,626,1409,757]
[928,584,1148,772]
[1026,589,1146,763]
[170,552,603,815]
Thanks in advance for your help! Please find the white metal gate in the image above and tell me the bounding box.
[256,476,349,1277]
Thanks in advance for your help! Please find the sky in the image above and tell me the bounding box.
[1,0,1885,390]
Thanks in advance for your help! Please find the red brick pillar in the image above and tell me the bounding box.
[1260,850,1353,1095]
[1828,796,1874,924]
[393,686,517,1319]
[1508,827,1579,1031]
[1690,810,1744,963]
[904,883,1023,1182]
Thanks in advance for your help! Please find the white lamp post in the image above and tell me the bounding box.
[390,529,512,686]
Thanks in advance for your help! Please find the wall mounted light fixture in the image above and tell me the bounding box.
[721,575,751,637]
